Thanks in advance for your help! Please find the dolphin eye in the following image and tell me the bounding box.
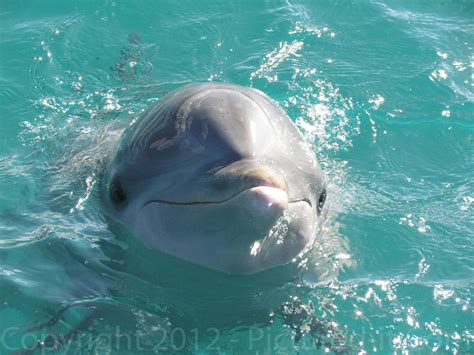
[110,179,127,205]
[317,189,327,214]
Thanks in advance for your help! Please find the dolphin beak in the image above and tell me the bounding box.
[212,162,289,196]
[242,166,288,192]
[226,166,289,225]
[240,186,289,220]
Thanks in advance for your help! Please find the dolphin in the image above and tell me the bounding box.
[101,83,327,274]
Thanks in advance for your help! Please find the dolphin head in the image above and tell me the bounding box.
[102,83,327,274]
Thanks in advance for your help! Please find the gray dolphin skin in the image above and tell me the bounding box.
[102,83,327,274]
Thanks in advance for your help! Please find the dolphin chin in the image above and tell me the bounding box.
[134,196,315,274]
[102,83,327,274]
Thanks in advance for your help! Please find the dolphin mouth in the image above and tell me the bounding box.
[144,187,312,207]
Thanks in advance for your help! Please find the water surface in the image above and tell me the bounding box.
[0,0,472,353]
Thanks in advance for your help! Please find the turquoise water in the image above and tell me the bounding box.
[1,0,473,353]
